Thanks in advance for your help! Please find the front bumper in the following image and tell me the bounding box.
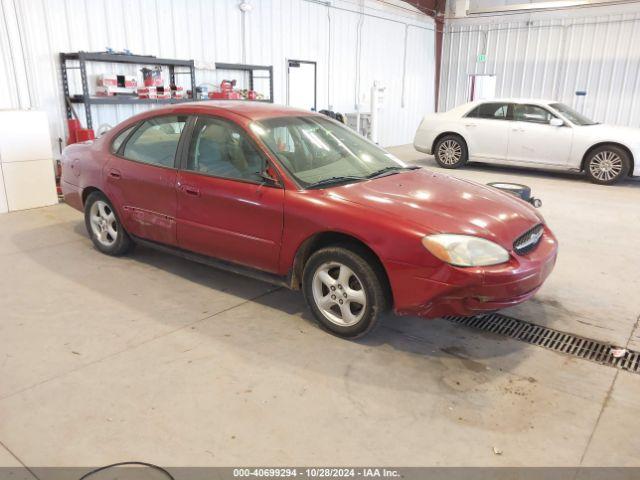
[388,227,558,318]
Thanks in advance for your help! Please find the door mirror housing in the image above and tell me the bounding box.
[549,118,564,127]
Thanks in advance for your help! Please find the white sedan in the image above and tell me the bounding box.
[413,99,640,185]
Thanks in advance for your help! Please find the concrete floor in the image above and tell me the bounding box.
[1,146,639,472]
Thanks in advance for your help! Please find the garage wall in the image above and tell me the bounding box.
[439,2,640,127]
[0,0,435,155]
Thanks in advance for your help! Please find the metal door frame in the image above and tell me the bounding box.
[286,59,317,111]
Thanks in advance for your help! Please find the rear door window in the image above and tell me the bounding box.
[467,103,510,120]
[122,115,188,168]
[111,125,136,154]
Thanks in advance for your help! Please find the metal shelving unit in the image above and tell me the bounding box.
[215,62,274,103]
[60,53,276,130]
[60,51,197,130]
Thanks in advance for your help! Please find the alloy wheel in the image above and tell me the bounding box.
[311,261,367,327]
[89,200,118,247]
[438,139,462,165]
[590,150,623,182]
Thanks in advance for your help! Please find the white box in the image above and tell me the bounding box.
[2,159,57,211]
[0,110,58,212]
[0,110,52,163]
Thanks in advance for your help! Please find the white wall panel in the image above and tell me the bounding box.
[440,4,640,128]
[0,0,435,154]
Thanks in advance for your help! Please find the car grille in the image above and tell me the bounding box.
[513,224,544,256]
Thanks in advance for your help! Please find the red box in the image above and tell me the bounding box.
[171,86,185,99]
[209,91,241,100]
[137,86,157,99]
[97,74,136,89]
[141,67,163,87]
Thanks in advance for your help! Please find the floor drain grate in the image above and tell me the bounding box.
[445,313,640,374]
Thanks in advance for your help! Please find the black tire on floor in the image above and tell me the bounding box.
[585,145,630,185]
[302,245,389,339]
[434,134,468,169]
[84,191,133,256]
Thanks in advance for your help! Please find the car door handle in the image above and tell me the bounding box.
[464,123,477,127]
[512,128,525,132]
[181,185,200,197]
[108,169,121,179]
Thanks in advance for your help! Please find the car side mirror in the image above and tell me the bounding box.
[549,118,564,127]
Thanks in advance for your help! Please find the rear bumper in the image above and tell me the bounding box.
[388,227,558,318]
[413,143,432,155]
[413,128,436,155]
[61,180,83,211]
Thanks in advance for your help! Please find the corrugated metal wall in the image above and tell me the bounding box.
[0,0,435,155]
[439,4,640,127]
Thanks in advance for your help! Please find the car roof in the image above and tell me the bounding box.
[465,98,558,107]
[162,100,316,121]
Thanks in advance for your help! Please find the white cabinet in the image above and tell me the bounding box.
[0,110,58,213]
[0,170,7,214]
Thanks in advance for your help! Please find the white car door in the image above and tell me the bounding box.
[463,102,512,161]
[507,104,573,166]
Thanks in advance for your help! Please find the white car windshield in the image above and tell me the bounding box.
[550,103,598,126]
[251,116,415,188]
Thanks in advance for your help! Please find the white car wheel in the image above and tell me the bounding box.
[585,146,629,185]
[434,135,468,169]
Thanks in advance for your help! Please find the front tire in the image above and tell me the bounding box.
[84,191,133,256]
[302,246,389,339]
[434,134,468,169]
[585,145,629,185]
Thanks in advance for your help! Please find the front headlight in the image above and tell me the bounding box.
[422,234,509,267]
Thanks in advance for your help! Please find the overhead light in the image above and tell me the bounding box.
[239,1,253,12]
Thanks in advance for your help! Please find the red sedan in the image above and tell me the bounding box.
[61,102,557,338]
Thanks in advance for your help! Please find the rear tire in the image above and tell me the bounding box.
[585,145,630,185]
[434,134,468,169]
[84,191,133,256]
[302,246,389,339]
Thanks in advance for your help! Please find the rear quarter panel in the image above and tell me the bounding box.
[414,113,467,155]
[60,139,109,211]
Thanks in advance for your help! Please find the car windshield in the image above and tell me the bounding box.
[549,103,598,125]
[251,116,411,188]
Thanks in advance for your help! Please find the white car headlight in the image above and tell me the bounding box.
[422,234,509,267]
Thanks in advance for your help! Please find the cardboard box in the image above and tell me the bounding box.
[137,87,157,99]
[97,74,137,89]
[95,86,115,96]
[96,86,137,96]
[171,86,185,99]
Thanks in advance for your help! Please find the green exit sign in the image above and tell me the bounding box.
[477,53,487,62]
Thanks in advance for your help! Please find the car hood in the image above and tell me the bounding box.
[327,169,542,248]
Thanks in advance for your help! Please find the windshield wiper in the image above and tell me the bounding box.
[306,176,366,189]
[366,165,420,179]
